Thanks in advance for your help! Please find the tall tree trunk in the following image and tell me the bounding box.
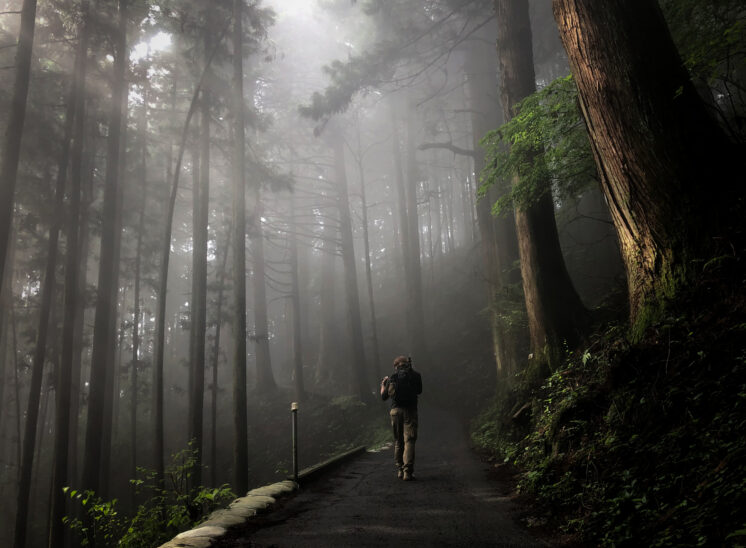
[464,31,524,377]
[210,223,230,488]
[495,0,587,367]
[404,103,428,361]
[69,126,94,490]
[153,32,224,488]
[189,56,210,488]
[250,192,276,392]
[0,0,37,302]
[131,93,148,498]
[82,0,127,495]
[552,0,742,331]
[354,124,381,382]
[389,101,413,340]
[48,5,91,539]
[0,229,13,453]
[331,129,368,400]
[288,196,306,402]
[315,217,338,385]
[231,0,249,493]
[100,51,128,500]
[15,6,88,544]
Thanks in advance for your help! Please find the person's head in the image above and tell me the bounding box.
[393,355,410,370]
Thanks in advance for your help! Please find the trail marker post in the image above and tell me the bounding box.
[291,402,298,482]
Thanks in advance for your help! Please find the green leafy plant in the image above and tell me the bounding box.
[479,74,597,216]
[64,445,234,547]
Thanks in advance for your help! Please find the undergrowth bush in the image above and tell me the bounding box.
[64,445,234,547]
[472,260,746,546]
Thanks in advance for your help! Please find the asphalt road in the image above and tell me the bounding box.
[216,404,550,547]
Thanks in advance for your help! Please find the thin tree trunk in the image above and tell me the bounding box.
[0,0,38,299]
[331,129,367,400]
[130,92,147,501]
[464,34,523,377]
[288,195,306,402]
[354,125,381,382]
[153,23,228,489]
[100,30,129,500]
[251,192,276,392]
[231,0,249,493]
[210,224,230,488]
[389,100,411,304]
[16,10,88,543]
[82,0,127,495]
[495,0,587,367]
[404,104,428,361]
[315,218,337,385]
[69,125,94,490]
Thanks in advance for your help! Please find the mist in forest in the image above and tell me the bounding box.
[1,0,744,546]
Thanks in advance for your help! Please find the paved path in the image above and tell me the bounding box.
[216,405,550,547]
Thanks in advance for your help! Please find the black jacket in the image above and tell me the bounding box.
[381,368,422,408]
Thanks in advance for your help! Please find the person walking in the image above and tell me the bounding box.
[381,355,422,481]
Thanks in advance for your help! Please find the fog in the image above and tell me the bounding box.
[2,0,673,545]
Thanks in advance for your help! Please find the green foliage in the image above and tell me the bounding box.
[479,75,597,216]
[661,0,746,142]
[472,266,746,547]
[64,446,234,547]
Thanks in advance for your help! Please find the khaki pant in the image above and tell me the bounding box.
[390,406,418,474]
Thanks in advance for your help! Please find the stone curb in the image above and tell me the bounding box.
[296,445,367,483]
[157,446,367,547]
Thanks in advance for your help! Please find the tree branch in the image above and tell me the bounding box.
[418,141,477,158]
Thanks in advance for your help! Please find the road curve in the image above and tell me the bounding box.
[215,404,550,547]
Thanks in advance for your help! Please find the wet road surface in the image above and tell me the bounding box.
[216,405,550,547]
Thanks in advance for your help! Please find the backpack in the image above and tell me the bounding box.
[390,368,417,406]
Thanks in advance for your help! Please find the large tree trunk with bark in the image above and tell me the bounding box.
[552,0,743,330]
[231,0,249,494]
[495,0,587,367]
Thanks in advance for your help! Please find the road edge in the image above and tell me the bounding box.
[158,445,367,548]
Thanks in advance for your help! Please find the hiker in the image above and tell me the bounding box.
[380,355,423,481]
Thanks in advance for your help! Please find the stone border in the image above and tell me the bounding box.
[158,446,367,548]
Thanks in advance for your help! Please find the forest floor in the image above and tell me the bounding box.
[471,250,746,545]
[213,404,552,547]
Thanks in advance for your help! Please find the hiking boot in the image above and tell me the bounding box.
[403,472,415,481]
[397,470,404,479]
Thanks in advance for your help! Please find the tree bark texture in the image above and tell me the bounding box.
[496,0,587,365]
[551,0,743,326]
[231,0,249,494]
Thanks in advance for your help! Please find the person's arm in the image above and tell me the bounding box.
[380,376,390,400]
